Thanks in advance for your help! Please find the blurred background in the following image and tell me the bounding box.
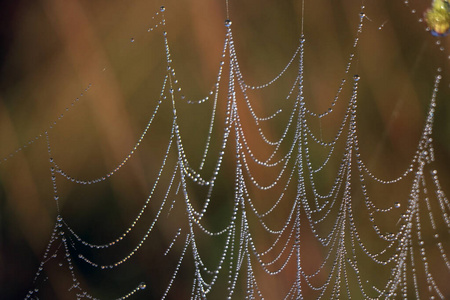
[1,0,450,299]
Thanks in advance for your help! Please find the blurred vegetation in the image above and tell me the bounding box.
[1,0,450,299]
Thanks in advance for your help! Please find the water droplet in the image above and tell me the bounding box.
[394,202,401,208]
[160,6,165,12]
[225,19,232,27]
[139,282,146,289]
[353,75,360,81]
[131,38,135,42]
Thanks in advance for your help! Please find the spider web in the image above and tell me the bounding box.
[1,0,450,299]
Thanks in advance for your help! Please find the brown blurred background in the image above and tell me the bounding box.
[1,0,450,299]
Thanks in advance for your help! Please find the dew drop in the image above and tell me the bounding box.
[225,19,232,27]
[353,74,360,81]
[139,282,147,289]
[160,6,165,12]
[131,38,135,43]
[394,202,401,208]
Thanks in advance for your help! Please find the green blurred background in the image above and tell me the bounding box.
[1,0,450,299]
